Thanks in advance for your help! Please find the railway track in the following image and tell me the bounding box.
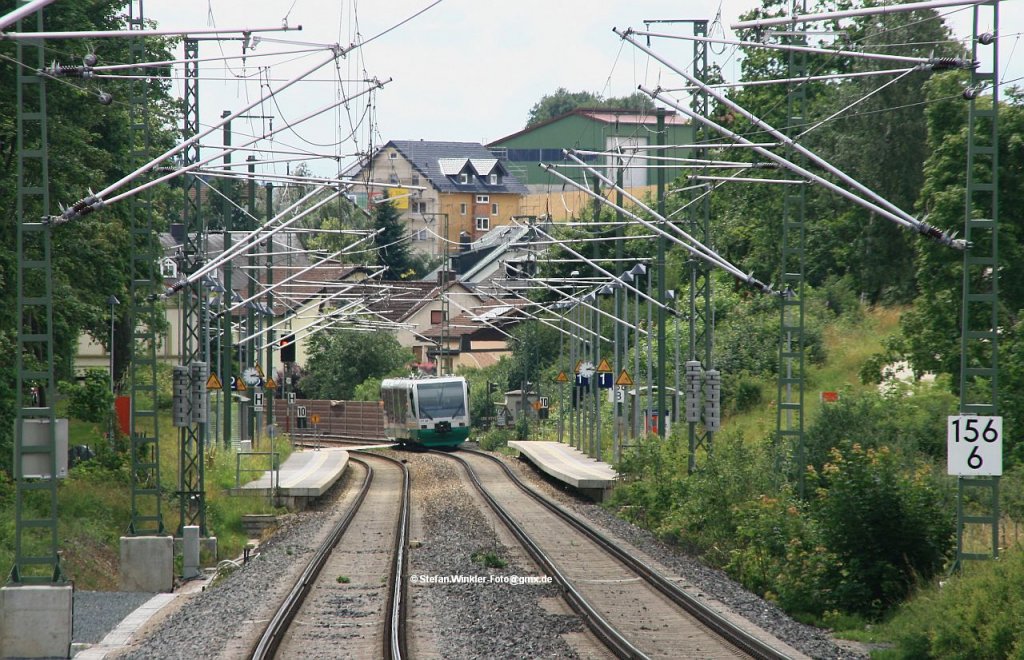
[250,451,409,659]
[440,448,797,660]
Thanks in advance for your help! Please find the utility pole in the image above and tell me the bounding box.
[265,182,275,426]
[127,0,165,536]
[656,108,667,438]
[221,110,233,450]
[246,155,257,445]
[176,38,207,537]
[955,0,1001,568]
[12,4,62,584]
[776,4,808,492]
[440,212,450,375]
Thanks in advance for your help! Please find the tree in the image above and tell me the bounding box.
[525,88,655,127]
[302,329,412,400]
[0,1,179,472]
[897,81,1024,463]
[372,193,415,280]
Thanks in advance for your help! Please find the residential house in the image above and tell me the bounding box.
[347,140,530,257]
[487,108,693,219]
[75,229,374,383]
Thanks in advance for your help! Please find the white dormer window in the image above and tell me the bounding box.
[459,173,469,184]
[489,173,499,185]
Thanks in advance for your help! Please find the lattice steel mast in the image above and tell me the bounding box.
[956,0,1000,566]
[776,3,809,495]
[126,0,165,536]
[11,3,62,584]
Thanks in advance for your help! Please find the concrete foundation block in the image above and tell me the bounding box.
[0,584,73,659]
[120,536,174,593]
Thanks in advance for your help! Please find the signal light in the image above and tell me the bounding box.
[279,334,296,363]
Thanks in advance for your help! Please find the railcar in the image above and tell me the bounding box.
[380,376,470,449]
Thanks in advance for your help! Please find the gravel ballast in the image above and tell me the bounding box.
[70,444,871,659]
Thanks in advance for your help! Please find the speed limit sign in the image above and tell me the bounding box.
[947,415,1002,476]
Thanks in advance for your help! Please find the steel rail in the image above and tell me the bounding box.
[437,450,646,659]
[385,452,411,659]
[250,452,409,659]
[461,448,793,660]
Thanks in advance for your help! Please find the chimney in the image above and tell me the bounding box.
[459,231,471,252]
[170,223,186,243]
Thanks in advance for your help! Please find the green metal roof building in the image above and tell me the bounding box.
[487,108,694,187]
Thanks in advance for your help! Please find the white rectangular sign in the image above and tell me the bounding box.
[947,415,1002,476]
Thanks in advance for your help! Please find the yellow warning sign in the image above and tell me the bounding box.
[574,360,583,374]
[264,377,278,390]
[235,377,247,392]
[615,369,634,387]
[206,373,223,390]
[555,371,569,383]
[254,363,265,379]
[596,358,613,373]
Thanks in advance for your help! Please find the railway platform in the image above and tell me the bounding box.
[234,448,351,510]
[507,441,617,501]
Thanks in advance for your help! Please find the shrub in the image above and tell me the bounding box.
[477,429,514,452]
[811,444,954,618]
[883,547,1024,659]
[59,370,113,424]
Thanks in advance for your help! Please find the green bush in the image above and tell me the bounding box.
[727,488,840,619]
[882,547,1024,659]
[654,434,781,564]
[59,370,113,424]
[477,429,514,452]
[725,372,765,415]
[811,444,954,618]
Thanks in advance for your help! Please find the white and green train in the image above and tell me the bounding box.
[380,376,470,449]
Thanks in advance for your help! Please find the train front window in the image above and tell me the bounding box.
[416,382,464,419]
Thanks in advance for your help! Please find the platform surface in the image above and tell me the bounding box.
[508,441,617,490]
[239,448,349,497]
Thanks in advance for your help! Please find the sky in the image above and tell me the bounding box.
[138,1,1022,178]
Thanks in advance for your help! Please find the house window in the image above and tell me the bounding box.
[489,173,500,185]
[388,151,397,159]
[431,310,445,324]
[491,203,498,216]
[460,203,467,215]
[412,201,427,213]
[476,217,490,231]
[476,194,489,204]
[388,174,399,184]
[459,173,469,184]
[411,174,420,185]
[413,229,428,241]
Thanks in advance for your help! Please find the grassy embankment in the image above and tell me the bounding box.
[0,410,291,590]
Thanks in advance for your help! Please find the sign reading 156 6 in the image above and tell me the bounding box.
[947,415,1002,476]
